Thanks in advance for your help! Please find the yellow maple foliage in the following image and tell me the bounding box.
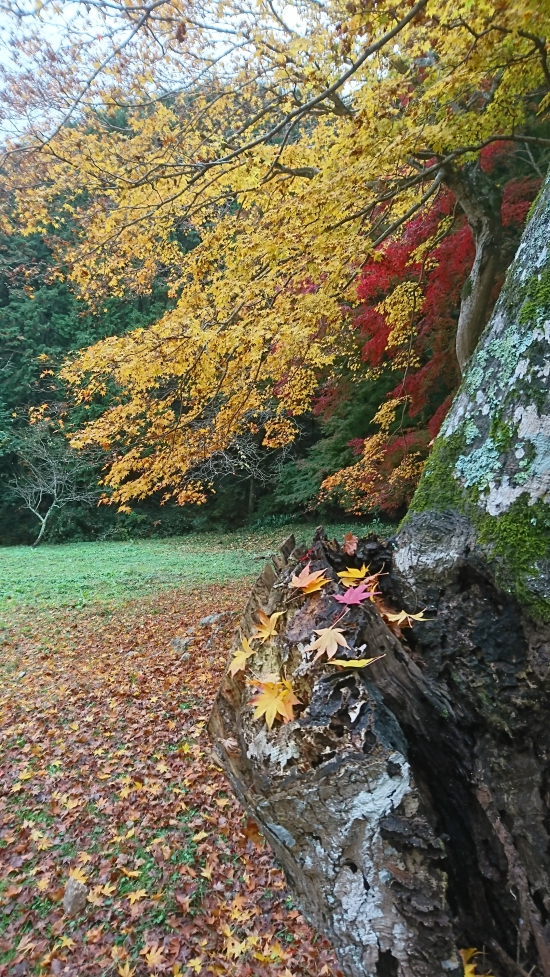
[68,867,87,884]
[127,888,147,905]
[0,0,548,508]
[384,610,428,628]
[117,963,136,977]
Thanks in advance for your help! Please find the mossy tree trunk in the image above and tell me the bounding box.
[209,175,550,977]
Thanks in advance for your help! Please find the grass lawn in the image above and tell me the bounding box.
[0,520,391,612]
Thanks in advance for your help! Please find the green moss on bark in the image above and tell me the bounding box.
[407,431,467,515]
[476,498,550,615]
[408,448,550,619]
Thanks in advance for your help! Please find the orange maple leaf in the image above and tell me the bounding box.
[254,610,284,642]
[342,531,358,556]
[249,676,301,728]
[290,562,328,595]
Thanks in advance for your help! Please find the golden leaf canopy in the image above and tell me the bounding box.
[1,0,548,504]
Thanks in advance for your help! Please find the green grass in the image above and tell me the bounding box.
[0,520,391,611]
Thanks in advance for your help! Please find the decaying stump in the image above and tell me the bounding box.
[208,524,550,977]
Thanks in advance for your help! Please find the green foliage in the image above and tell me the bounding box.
[0,232,172,423]
[0,231,175,543]
[268,376,395,516]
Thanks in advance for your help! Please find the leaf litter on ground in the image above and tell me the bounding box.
[0,580,339,976]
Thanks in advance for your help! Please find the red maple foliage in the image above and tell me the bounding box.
[319,159,541,516]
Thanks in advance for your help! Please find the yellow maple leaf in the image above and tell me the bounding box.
[103,881,117,896]
[87,886,104,906]
[69,867,88,884]
[127,888,147,905]
[192,830,209,841]
[290,562,329,595]
[383,609,428,628]
[253,610,284,642]
[57,936,76,950]
[337,565,369,587]
[310,626,349,661]
[118,962,136,977]
[143,944,164,968]
[187,958,202,974]
[228,637,256,677]
[329,654,386,669]
[249,676,301,729]
[460,949,493,977]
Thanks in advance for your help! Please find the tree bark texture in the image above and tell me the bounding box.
[209,174,550,977]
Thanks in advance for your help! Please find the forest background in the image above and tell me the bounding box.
[1,143,544,545]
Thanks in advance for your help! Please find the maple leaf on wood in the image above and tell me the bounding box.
[253,610,284,642]
[384,609,428,627]
[329,654,386,669]
[228,637,256,676]
[249,676,301,729]
[460,949,494,977]
[290,562,329,595]
[333,582,379,605]
[342,532,358,556]
[337,564,369,588]
[310,626,349,661]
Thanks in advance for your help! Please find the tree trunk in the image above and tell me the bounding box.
[209,174,550,977]
[31,506,53,548]
[442,163,503,372]
[248,476,256,516]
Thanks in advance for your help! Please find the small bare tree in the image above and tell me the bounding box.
[9,423,99,547]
